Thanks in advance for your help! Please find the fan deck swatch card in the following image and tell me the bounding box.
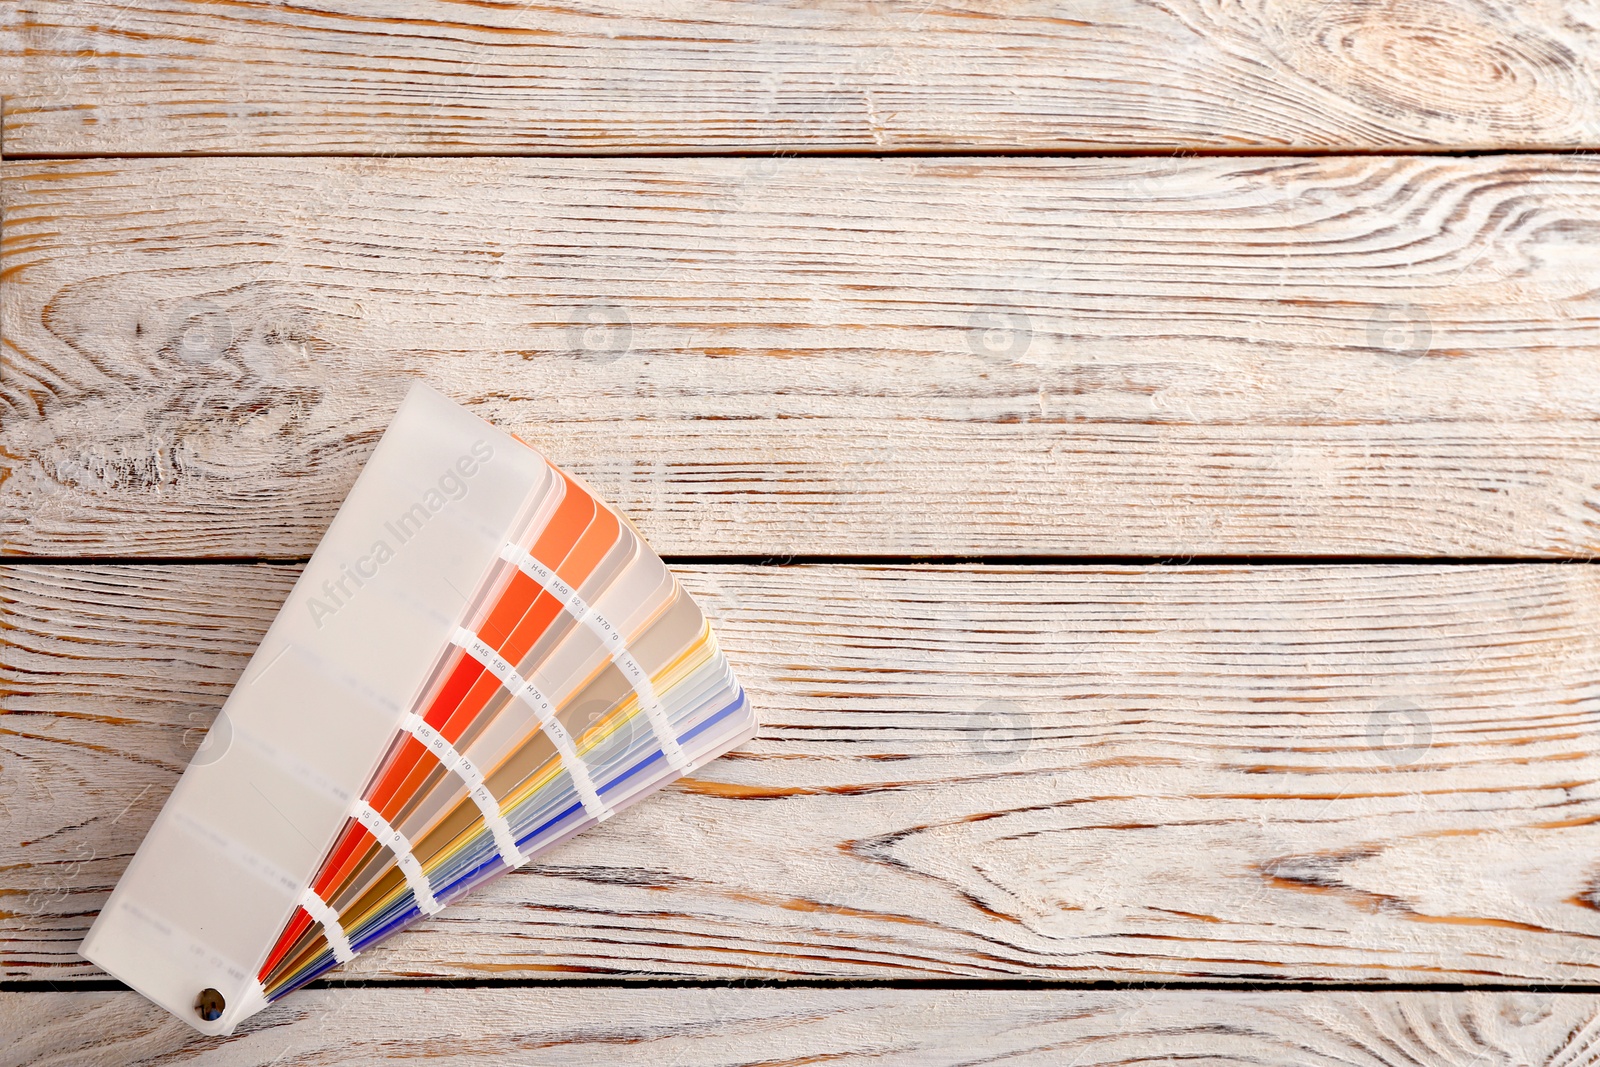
[80,382,757,1034]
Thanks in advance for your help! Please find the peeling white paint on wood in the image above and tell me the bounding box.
[5,562,1599,985]
[4,0,1600,154]
[5,156,1599,558]
[8,987,1600,1067]
[5,5,1599,1050]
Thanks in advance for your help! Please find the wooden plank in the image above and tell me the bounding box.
[5,987,1599,1067]
[5,1,1600,155]
[6,562,1600,984]
[5,155,1600,559]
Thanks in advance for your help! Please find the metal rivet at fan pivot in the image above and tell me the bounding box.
[195,988,225,1022]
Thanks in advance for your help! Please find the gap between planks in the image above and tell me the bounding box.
[18,977,1600,994]
[7,148,1600,162]
[2,556,1597,568]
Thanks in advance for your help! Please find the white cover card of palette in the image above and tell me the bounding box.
[80,382,757,1035]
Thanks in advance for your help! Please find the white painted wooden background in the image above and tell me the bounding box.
[4,2,1600,1064]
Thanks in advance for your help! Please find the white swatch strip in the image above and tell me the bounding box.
[350,799,444,915]
[452,629,612,821]
[399,713,525,868]
[499,543,691,772]
[298,887,354,964]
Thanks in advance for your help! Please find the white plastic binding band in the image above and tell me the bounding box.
[451,629,612,821]
[350,799,444,915]
[498,543,691,773]
[298,887,354,964]
[399,712,525,868]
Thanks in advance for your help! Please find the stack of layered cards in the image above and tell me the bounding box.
[80,383,756,1035]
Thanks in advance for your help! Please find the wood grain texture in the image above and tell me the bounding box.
[6,562,1600,984]
[5,987,1599,1067]
[5,155,1600,558]
[4,1,1600,154]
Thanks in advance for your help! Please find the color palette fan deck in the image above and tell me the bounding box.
[79,383,757,1034]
